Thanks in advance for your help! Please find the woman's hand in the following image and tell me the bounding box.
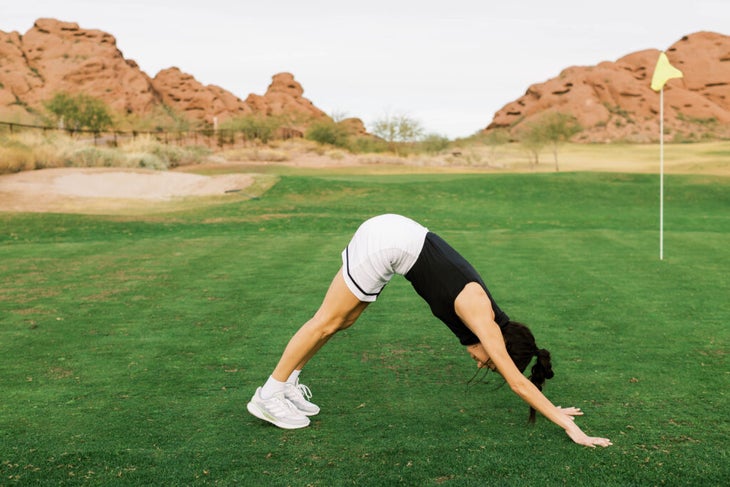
[558,407,612,447]
[563,418,613,448]
[556,406,584,418]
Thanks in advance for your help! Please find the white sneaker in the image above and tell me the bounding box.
[247,387,310,429]
[284,380,320,416]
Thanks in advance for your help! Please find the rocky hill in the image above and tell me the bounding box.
[0,18,336,134]
[486,31,730,142]
[1,19,727,143]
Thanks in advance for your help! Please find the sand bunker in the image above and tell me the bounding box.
[0,167,255,213]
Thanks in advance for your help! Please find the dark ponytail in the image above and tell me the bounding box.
[527,348,554,423]
[502,321,555,423]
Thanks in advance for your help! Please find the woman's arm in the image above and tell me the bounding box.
[455,283,612,448]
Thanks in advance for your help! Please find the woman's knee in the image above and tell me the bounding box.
[304,313,351,338]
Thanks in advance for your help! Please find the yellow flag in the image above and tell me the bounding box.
[651,52,683,91]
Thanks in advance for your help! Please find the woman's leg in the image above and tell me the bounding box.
[248,268,368,429]
[271,267,369,382]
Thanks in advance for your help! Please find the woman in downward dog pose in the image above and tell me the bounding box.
[247,214,611,447]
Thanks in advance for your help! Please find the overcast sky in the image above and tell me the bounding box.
[3,1,729,138]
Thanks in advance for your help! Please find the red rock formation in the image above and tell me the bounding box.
[0,29,41,121]
[2,19,726,142]
[0,18,330,128]
[244,73,327,120]
[486,32,730,142]
[338,117,369,136]
[151,67,253,124]
[17,18,161,114]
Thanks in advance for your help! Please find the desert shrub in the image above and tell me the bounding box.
[119,105,193,133]
[347,136,389,154]
[0,128,211,173]
[150,143,208,168]
[326,149,346,160]
[219,147,289,162]
[220,115,284,143]
[120,135,164,154]
[31,142,65,170]
[122,152,167,170]
[0,140,34,173]
[155,144,187,166]
[270,137,321,153]
[120,135,209,168]
[305,120,349,148]
[356,153,408,165]
[184,145,212,164]
[418,133,450,154]
[0,132,79,172]
[65,146,125,168]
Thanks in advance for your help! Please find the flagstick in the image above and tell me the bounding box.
[659,88,664,260]
[652,51,681,261]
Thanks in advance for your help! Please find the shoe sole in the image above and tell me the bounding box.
[297,406,320,416]
[246,401,310,429]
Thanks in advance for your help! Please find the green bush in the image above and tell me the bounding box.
[305,120,349,148]
[45,92,113,132]
[220,115,284,143]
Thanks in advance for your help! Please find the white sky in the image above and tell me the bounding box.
[3,0,729,138]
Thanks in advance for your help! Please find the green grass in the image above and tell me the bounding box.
[1,172,728,485]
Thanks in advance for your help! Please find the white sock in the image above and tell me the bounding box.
[260,376,286,400]
[287,369,302,384]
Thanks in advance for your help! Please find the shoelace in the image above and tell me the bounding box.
[296,383,313,401]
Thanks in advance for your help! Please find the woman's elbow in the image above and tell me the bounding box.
[508,377,532,397]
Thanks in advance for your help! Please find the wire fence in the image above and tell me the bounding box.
[0,120,302,148]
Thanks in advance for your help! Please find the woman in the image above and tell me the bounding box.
[247,214,612,447]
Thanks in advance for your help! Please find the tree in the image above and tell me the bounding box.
[371,113,425,155]
[45,92,113,132]
[480,128,510,167]
[519,112,581,171]
[519,121,547,168]
[372,113,424,144]
[541,112,582,171]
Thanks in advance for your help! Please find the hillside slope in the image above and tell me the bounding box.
[486,32,730,142]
